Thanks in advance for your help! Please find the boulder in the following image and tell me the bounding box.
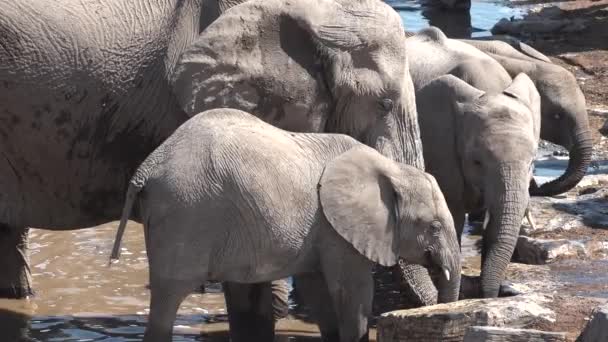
[377,294,555,342]
[464,326,567,341]
[513,236,608,265]
[576,304,608,342]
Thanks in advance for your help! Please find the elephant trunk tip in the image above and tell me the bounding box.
[532,134,593,197]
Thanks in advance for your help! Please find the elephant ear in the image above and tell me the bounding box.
[172,0,401,130]
[318,145,401,267]
[503,73,541,140]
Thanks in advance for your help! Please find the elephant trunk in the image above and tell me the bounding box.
[531,129,593,196]
[481,164,528,298]
[433,234,462,303]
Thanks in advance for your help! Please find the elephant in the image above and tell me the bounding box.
[109,108,461,342]
[460,36,592,196]
[405,27,512,94]
[0,0,440,339]
[416,72,541,298]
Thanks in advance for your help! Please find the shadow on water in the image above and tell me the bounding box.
[386,0,526,38]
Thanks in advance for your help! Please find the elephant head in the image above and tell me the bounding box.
[318,146,461,302]
[461,39,592,196]
[527,62,591,196]
[172,0,423,167]
[417,73,540,298]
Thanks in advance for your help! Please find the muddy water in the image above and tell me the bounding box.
[0,222,324,341]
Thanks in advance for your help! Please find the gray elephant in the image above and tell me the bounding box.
[109,108,461,342]
[406,27,512,93]
[461,37,592,196]
[0,0,439,339]
[416,72,541,298]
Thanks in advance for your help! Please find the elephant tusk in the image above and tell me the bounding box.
[524,207,537,230]
[483,210,490,231]
[443,268,451,282]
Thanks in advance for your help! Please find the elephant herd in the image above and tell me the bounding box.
[0,0,591,341]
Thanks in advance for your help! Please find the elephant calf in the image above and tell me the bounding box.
[416,73,540,298]
[108,108,460,342]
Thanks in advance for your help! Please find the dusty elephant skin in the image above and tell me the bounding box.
[415,72,541,299]
[173,0,450,315]
[0,0,435,340]
[108,108,461,342]
[461,36,593,197]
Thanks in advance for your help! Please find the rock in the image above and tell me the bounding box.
[491,17,587,37]
[377,294,555,342]
[513,236,608,265]
[464,326,567,341]
[576,304,608,342]
[600,119,608,136]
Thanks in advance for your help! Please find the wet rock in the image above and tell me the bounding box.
[377,294,555,342]
[492,18,587,36]
[576,304,608,342]
[464,326,567,341]
[523,187,608,235]
[491,10,587,37]
[513,236,608,265]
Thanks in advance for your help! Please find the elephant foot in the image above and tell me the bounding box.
[460,275,522,299]
[320,331,340,342]
[0,225,33,299]
[223,280,290,342]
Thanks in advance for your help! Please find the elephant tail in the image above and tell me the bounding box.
[109,182,143,265]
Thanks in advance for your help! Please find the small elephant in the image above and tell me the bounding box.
[109,108,461,342]
[416,73,541,298]
[461,36,592,196]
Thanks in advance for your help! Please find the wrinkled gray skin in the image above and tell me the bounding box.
[406,27,512,94]
[174,0,449,317]
[416,73,540,298]
[0,0,435,339]
[109,109,461,342]
[461,37,592,196]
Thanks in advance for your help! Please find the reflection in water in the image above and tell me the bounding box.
[0,223,326,341]
[387,0,525,38]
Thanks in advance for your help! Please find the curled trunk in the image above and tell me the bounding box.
[531,129,593,196]
[481,165,528,298]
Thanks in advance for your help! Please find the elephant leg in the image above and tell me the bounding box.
[143,277,194,342]
[322,255,373,342]
[223,279,290,342]
[293,273,339,341]
[0,225,32,298]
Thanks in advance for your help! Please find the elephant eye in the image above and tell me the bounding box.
[473,159,482,167]
[430,221,442,232]
[380,98,393,112]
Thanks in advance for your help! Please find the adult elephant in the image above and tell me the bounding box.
[0,0,450,339]
[461,37,592,196]
[405,27,512,93]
